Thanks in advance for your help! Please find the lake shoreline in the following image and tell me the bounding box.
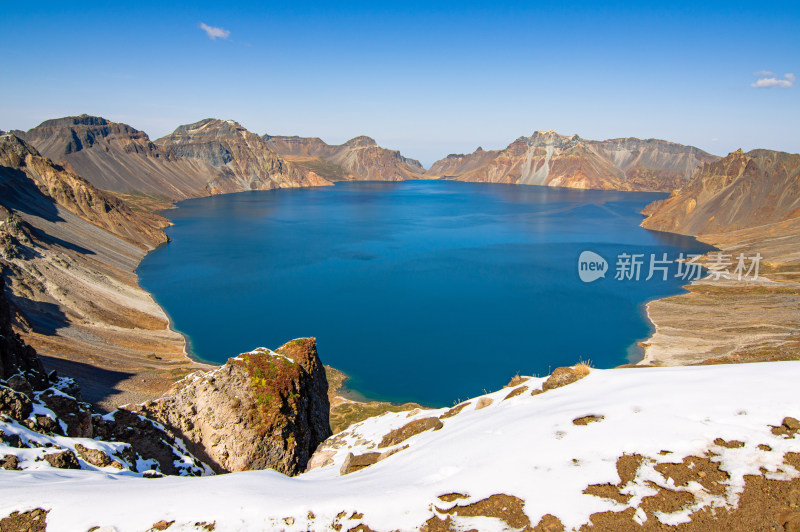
[138,182,711,407]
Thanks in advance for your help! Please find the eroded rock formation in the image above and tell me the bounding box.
[132,338,332,475]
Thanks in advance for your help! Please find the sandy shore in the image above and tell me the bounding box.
[639,220,800,367]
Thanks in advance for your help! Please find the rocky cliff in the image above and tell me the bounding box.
[428,130,718,192]
[0,134,168,250]
[264,134,426,181]
[17,115,331,200]
[16,115,215,200]
[642,149,800,237]
[156,119,330,195]
[131,338,331,475]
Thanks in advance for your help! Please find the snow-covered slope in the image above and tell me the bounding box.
[3,362,800,531]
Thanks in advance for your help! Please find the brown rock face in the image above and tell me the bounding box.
[0,386,32,422]
[642,149,800,236]
[0,509,48,532]
[17,115,330,201]
[90,408,207,475]
[156,119,331,195]
[264,134,426,182]
[428,131,718,192]
[132,338,332,475]
[0,275,47,388]
[37,388,93,438]
[0,134,168,250]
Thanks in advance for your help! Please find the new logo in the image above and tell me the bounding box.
[578,251,607,283]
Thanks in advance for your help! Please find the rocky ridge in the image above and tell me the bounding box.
[0,271,210,478]
[642,149,800,242]
[156,118,331,194]
[17,115,331,201]
[428,130,718,192]
[0,133,168,250]
[264,133,426,181]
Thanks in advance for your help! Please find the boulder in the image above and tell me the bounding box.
[0,454,19,470]
[0,386,32,422]
[74,443,113,468]
[542,366,589,391]
[378,417,443,448]
[340,452,382,475]
[42,449,80,469]
[132,338,332,475]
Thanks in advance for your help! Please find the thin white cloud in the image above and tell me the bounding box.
[199,22,230,40]
[751,72,795,88]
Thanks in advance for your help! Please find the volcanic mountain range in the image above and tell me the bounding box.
[14,115,723,201]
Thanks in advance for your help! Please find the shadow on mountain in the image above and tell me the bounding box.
[39,355,135,412]
[27,224,95,255]
[1,287,68,336]
[0,166,63,223]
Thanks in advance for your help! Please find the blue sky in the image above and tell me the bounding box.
[1,1,798,166]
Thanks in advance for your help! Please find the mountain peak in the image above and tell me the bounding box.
[36,114,110,129]
[521,130,582,149]
[344,135,377,148]
[174,118,245,134]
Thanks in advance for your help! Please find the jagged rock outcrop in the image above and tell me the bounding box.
[264,134,426,181]
[0,374,210,476]
[132,338,332,475]
[0,276,47,388]
[428,130,718,192]
[642,149,800,236]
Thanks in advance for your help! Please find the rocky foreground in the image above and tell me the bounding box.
[3,356,800,531]
[0,270,333,482]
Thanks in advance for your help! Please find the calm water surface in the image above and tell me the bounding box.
[138,181,712,406]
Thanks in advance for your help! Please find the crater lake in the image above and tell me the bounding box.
[138,181,713,407]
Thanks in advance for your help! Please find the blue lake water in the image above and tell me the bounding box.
[138,181,713,407]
